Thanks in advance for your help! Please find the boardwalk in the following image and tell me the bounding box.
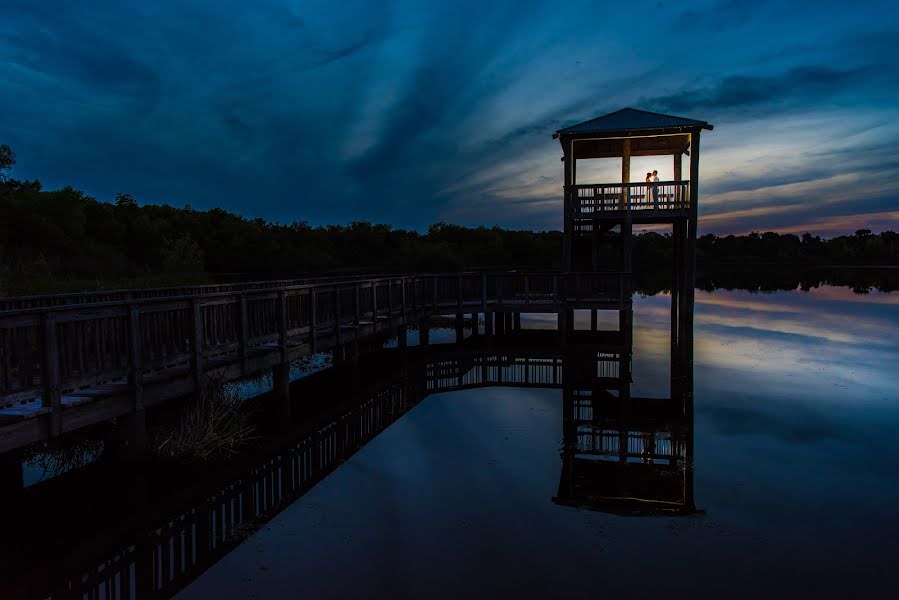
[0,272,629,453]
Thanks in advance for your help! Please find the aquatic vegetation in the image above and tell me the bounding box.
[154,373,256,462]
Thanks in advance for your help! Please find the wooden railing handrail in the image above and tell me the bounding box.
[0,275,424,318]
[567,180,689,189]
[567,180,691,216]
[0,272,631,317]
[0,273,427,312]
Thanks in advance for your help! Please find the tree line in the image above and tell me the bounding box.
[1,146,897,294]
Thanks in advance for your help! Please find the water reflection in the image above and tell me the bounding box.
[5,279,899,598]
[555,329,694,516]
[2,303,689,598]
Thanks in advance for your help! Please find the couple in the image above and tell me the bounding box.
[645,170,659,204]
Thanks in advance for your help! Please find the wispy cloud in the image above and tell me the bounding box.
[0,0,897,234]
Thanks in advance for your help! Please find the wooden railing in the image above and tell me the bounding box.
[0,271,630,451]
[0,274,410,312]
[569,180,690,217]
[430,272,629,310]
[0,276,430,406]
[0,272,629,404]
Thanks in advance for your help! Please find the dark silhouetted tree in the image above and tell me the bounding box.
[0,144,14,181]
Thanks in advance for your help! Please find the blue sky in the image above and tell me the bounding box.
[1,0,897,235]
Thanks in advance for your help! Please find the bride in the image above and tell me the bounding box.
[645,172,654,205]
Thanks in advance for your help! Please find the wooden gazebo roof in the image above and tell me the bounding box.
[553,108,713,159]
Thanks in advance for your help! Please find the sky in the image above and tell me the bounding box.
[1,0,898,236]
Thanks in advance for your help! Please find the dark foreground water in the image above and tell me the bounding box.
[179,285,899,599]
[3,281,898,599]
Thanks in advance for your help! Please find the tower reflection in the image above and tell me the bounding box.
[553,308,694,515]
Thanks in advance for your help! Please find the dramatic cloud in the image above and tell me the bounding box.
[1,0,897,234]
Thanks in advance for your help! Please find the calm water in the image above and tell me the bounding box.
[3,282,898,598]
[178,285,899,598]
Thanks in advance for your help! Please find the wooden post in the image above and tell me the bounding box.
[621,220,633,274]
[371,282,378,321]
[116,409,147,460]
[309,290,317,353]
[239,294,249,372]
[552,275,559,307]
[432,276,439,308]
[671,221,682,398]
[419,319,430,346]
[513,312,521,331]
[455,312,464,344]
[272,362,291,428]
[470,312,478,335]
[674,151,683,209]
[485,311,494,337]
[523,275,530,309]
[0,451,23,507]
[191,299,203,389]
[401,277,407,319]
[481,273,488,314]
[354,284,361,340]
[278,291,288,363]
[41,313,62,437]
[386,279,393,325]
[333,286,341,344]
[685,130,700,388]
[128,306,143,412]
[590,309,597,332]
[621,138,631,210]
[562,138,573,271]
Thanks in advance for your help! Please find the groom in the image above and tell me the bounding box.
[651,170,660,205]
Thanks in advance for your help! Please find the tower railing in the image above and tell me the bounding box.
[568,180,690,218]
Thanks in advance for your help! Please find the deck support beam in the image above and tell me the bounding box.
[621,218,633,274]
[107,408,148,463]
[684,130,700,393]
[419,319,430,346]
[621,139,631,209]
[563,139,574,270]
[0,451,23,508]
[271,362,292,428]
[496,312,506,336]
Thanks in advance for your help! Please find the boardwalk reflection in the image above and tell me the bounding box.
[0,306,693,599]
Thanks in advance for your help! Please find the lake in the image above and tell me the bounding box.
[3,278,898,598]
